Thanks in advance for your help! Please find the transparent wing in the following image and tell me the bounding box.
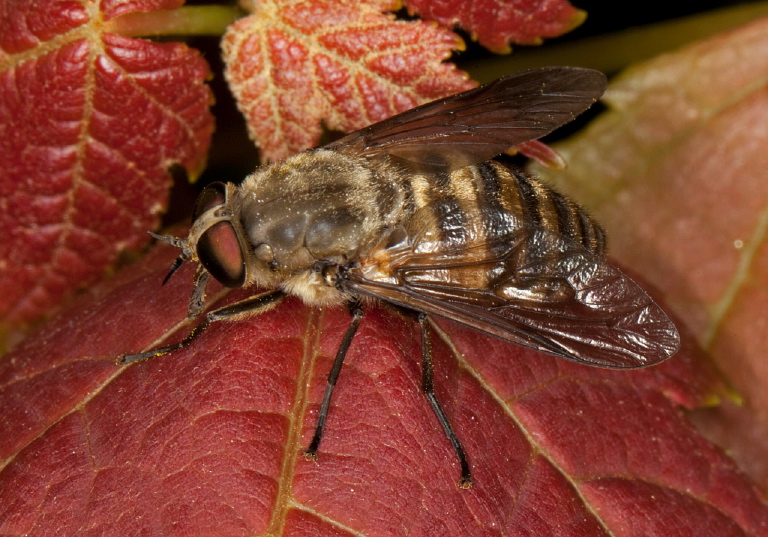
[344,227,679,368]
[327,67,607,171]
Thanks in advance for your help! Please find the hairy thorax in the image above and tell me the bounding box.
[231,149,408,302]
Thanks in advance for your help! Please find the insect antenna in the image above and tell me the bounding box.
[148,231,193,285]
[161,254,188,285]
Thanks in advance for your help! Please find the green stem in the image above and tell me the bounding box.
[110,5,244,37]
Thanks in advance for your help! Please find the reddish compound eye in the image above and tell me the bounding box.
[197,221,246,287]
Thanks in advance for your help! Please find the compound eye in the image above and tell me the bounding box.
[193,182,227,220]
[197,221,246,287]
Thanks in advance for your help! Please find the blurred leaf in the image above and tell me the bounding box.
[404,0,585,53]
[532,16,768,488]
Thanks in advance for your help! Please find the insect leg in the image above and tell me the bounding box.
[187,265,210,319]
[304,300,364,460]
[419,313,473,489]
[118,289,286,365]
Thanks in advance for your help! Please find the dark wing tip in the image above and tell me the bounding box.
[335,66,608,170]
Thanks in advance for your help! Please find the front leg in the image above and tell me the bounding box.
[118,289,286,364]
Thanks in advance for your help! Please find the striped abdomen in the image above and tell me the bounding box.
[401,160,606,258]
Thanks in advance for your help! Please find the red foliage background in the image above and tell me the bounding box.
[221,0,475,162]
[3,0,768,535]
[404,0,585,52]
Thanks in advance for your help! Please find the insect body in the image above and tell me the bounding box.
[121,67,680,488]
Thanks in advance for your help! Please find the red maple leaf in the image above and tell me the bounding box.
[0,0,214,326]
[1,238,767,535]
[404,0,586,53]
[221,0,475,163]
